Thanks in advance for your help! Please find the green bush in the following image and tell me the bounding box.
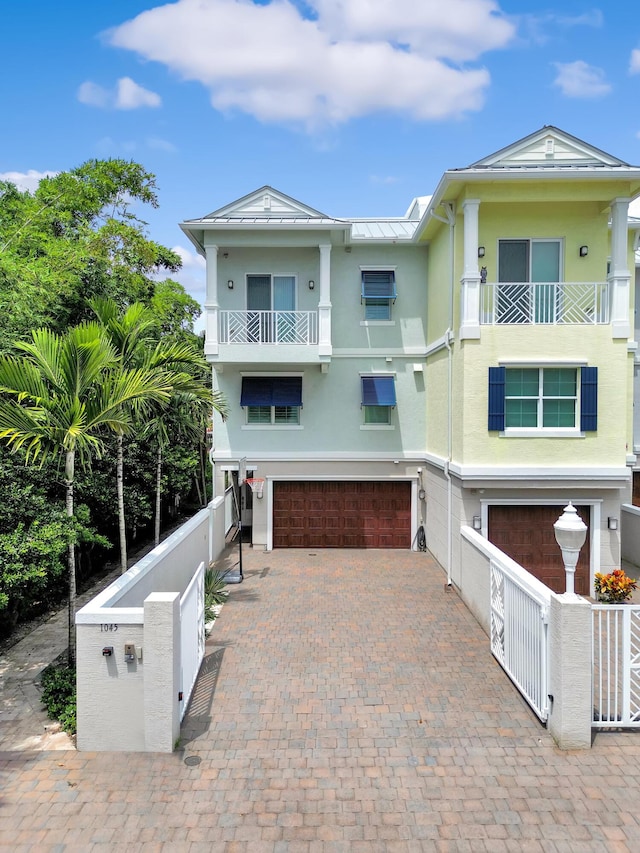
[40,664,76,736]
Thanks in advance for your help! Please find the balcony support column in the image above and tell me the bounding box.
[460,199,481,340]
[204,245,219,356]
[318,243,332,357]
[610,198,631,340]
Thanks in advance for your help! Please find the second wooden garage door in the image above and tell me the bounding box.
[488,505,591,595]
[273,481,411,549]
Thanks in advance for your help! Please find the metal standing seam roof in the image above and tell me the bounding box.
[181,216,348,227]
[350,220,419,240]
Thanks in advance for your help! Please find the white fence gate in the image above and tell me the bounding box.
[179,560,205,721]
[592,604,640,728]
[490,559,551,722]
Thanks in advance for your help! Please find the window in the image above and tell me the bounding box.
[361,375,396,425]
[488,366,597,433]
[497,239,561,324]
[361,270,396,321]
[247,274,296,342]
[247,406,300,425]
[241,376,302,426]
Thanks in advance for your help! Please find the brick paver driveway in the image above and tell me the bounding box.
[2,548,640,851]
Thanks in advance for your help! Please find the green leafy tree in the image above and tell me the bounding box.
[90,298,226,570]
[0,323,173,661]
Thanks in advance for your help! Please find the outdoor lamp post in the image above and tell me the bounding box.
[553,502,587,595]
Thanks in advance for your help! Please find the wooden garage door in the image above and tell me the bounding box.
[488,505,590,595]
[273,481,411,549]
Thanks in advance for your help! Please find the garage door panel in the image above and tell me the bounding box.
[273,481,411,549]
[488,505,590,595]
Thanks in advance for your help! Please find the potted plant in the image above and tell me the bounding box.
[594,569,637,603]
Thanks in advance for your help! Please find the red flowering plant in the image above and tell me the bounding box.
[594,569,637,603]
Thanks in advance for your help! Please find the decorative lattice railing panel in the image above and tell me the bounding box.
[220,310,318,344]
[480,282,609,325]
[593,605,640,728]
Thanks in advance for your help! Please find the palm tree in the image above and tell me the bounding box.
[90,298,227,570]
[0,323,173,662]
[144,384,228,546]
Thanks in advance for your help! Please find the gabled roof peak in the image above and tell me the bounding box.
[467,126,630,171]
[201,186,331,221]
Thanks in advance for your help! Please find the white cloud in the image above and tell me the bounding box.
[116,77,162,109]
[77,77,161,110]
[107,0,515,128]
[147,136,177,153]
[630,48,640,75]
[555,10,603,27]
[552,61,611,98]
[172,245,206,270]
[77,80,111,108]
[0,169,58,193]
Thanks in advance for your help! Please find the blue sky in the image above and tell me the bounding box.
[2,0,640,316]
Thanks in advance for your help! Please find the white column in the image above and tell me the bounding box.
[609,198,631,339]
[204,245,219,356]
[318,243,332,358]
[144,592,181,752]
[460,199,481,340]
[547,593,593,749]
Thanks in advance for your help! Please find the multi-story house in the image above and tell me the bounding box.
[181,188,429,551]
[181,126,640,597]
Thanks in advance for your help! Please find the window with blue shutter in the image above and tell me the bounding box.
[361,271,396,321]
[362,375,396,425]
[488,365,597,433]
[241,376,302,425]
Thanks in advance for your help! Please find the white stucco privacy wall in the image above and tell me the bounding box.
[76,505,212,752]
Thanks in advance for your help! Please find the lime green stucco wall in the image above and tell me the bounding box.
[453,326,632,467]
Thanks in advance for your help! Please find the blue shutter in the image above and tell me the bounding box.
[241,376,302,407]
[580,366,598,431]
[361,376,396,406]
[488,367,505,431]
[272,377,302,407]
[361,271,396,300]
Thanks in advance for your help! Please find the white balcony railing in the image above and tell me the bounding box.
[220,310,318,345]
[480,282,609,325]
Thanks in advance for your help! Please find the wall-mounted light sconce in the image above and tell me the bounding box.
[477,246,485,258]
[579,245,588,257]
[308,280,315,290]
[227,280,234,289]
[222,252,229,259]
[418,488,426,501]
[608,517,619,531]
[472,516,482,531]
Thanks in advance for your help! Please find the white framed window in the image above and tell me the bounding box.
[361,269,396,321]
[247,406,300,425]
[240,375,303,428]
[489,365,597,435]
[505,367,577,429]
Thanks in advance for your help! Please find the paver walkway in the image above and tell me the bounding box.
[1,547,640,851]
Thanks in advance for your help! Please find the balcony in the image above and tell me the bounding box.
[220,310,318,344]
[209,309,328,364]
[480,282,609,325]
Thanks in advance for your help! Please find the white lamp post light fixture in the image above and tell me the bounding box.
[553,502,587,595]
